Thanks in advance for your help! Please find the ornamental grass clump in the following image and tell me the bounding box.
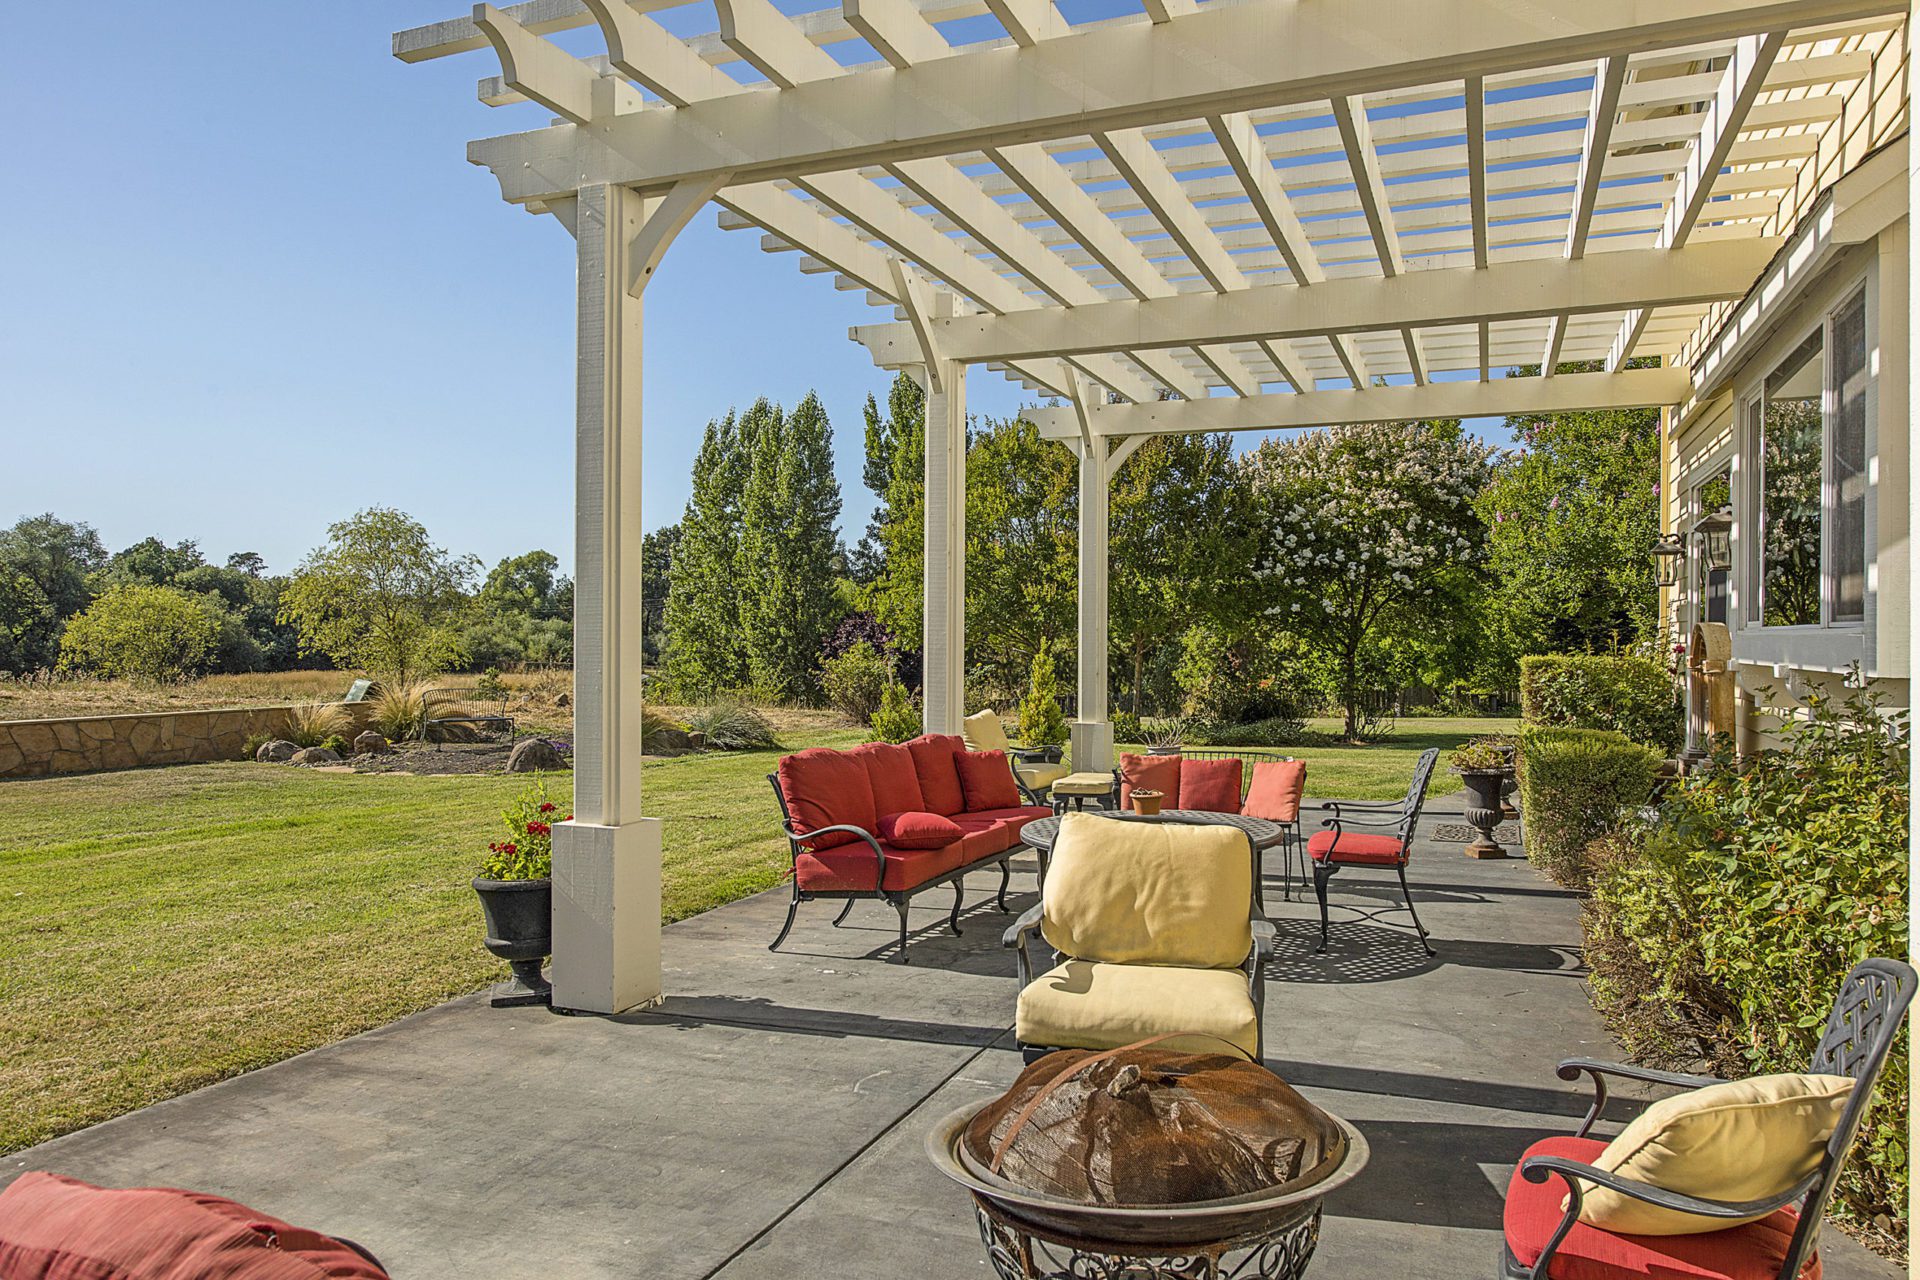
[481,781,568,881]
[1583,682,1909,1241]
[370,680,435,741]
[682,701,779,751]
[283,701,351,749]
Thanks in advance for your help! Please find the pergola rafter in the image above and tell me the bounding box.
[394,0,1908,1012]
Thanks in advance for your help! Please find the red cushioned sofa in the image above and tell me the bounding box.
[768,734,1052,962]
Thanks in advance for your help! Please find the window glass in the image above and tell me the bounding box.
[1831,290,1868,622]
[1758,329,1823,626]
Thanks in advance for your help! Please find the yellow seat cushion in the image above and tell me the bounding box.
[1014,761,1071,790]
[1050,771,1116,796]
[1577,1072,1854,1235]
[962,709,1012,753]
[1041,812,1252,969]
[1016,960,1258,1057]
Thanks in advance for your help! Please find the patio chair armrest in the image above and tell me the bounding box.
[1249,917,1277,960]
[1514,1155,1817,1280]
[1004,903,1045,986]
[1555,1058,1726,1137]
[783,823,888,883]
[1315,811,1404,829]
[1318,799,1400,813]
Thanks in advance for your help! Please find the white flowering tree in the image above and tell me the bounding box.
[1246,422,1496,738]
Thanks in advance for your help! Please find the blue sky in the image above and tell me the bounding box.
[0,4,1517,580]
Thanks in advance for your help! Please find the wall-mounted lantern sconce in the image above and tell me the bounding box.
[1697,507,1734,574]
[1651,533,1685,588]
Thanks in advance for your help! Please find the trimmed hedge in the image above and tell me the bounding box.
[1518,726,1662,888]
[1519,654,1682,752]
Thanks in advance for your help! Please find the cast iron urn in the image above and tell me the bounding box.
[927,1046,1368,1280]
[471,876,553,1007]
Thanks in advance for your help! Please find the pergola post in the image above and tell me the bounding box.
[551,183,662,1015]
[1072,438,1112,773]
[921,359,967,734]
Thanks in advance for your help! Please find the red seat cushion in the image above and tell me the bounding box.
[850,741,925,817]
[904,734,968,816]
[795,838,966,892]
[1244,760,1307,823]
[777,748,878,850]
[1181,758,1244,813]
[877,810,965,850]
[1306,828,1407,865]
[1118,752,1182,808]
[955,749,1022,811]
[952,806,1054,860]
[1504,1137,1819,1280]
[0,1171,390,1279]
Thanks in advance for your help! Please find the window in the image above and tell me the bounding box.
[1745,287,1870,628]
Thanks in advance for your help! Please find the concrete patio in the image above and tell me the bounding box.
[3,799,1900,1280]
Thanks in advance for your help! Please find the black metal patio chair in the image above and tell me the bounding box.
[1306,746,1440,956]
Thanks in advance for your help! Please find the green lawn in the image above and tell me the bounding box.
[0,714,1504,1155]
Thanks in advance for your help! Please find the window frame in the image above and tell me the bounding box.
[1740,278,1872,633]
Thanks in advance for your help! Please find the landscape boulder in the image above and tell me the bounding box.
[353,731,391,756]
[507,738,566,773]
[289,746,343,766]
[255,739,299,763]
[650,727,695,756]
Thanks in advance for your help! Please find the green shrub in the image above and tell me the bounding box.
[682,701,777,751]
[1110,709,1144,746]
[1583,684,1909,1236]
[56,584,228,683]
[819,641,891,726]
[1017,642,1070,748]
[1190,716,1326,749]
[1518,726,1661,888]
[1520,654,1682,752]
[870,681,921,744]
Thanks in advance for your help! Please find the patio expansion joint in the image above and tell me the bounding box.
[692,1030,1010,1280]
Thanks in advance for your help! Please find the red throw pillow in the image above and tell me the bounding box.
[904,734,968,815]
[0,1171,390,1279]
[849,741,925,817]
[1181,757,1244,813]
[954,749,1021,811]
[776,748,878,849]
[1244,759,1307,823]
[1118,752,1182,808]
[877,810,965,850]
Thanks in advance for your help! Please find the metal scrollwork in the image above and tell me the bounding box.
[974,1206,1324,1280]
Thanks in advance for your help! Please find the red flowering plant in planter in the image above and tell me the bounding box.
[479,782,570,881]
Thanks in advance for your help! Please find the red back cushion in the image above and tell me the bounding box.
[1181,757,1244,813]
[877,810,965,850]
[954,749,1021,811]
[0,1171,390,1280]
[849,741,925,817]
[1118,753,1182,808]
[776,748,878,848]
[1244,759,1307,823]
[904,734,968,816]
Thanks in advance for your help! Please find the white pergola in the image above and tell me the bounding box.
[394,0,1908,1014]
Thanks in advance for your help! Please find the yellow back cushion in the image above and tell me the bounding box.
[1578,1072,1853,1235]
[1041,813,1252,970]
[962,709,1011,753]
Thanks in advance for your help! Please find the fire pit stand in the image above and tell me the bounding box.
[972,1202,1324,1280]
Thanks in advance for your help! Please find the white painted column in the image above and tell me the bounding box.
[552,183,662,1015]
[922,360,967,734]
[1906,39,1917,1237]
[1072,439,1113,773]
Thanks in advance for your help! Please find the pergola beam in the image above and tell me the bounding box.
[848,237,1780,364]
[1026,366,1692,439]
[465,0,1904,201]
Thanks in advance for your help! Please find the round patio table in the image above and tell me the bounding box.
[1019,809,1286,856]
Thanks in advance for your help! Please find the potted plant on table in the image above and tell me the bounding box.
[473,781,566,1007]
[1449,737,1510,860]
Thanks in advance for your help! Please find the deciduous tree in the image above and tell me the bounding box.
[739,392,843,700]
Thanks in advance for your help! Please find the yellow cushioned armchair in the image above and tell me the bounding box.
[963,709,1069,802]
[1003,813,1274,1060]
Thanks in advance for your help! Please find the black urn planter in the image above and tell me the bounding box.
[1496,747,1520,820]
[472,876,553,1007]
[1456,770,1510,860]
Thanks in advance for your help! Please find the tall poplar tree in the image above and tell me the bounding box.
[739,394,843,700]
[661,412,751,696]
[862,373,926,647]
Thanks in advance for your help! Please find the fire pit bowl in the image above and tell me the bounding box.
[925,1049,1369,1280]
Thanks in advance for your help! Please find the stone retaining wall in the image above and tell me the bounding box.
[0,703,373,779]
